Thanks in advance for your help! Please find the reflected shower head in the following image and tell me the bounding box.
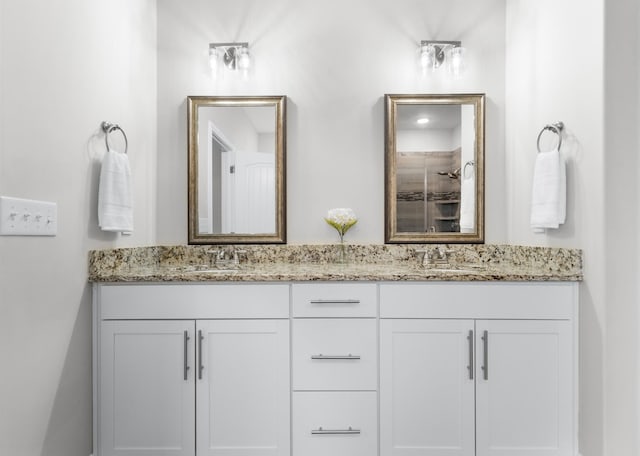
[437,168,461,179]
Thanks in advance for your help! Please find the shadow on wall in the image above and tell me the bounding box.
[546,127,583,242]
[40,285,93,456]
[578,282,604,456]
[85,128,121,242]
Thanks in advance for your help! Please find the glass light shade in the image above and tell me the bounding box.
[237,47,251,71]
[209,47,218,76]
[446,46,467,78]
[419,44,435,73]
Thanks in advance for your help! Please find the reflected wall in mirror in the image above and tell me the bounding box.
[385,93,485,243]
[188,96,286,244]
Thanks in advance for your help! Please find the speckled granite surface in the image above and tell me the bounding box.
[88,244,582,282]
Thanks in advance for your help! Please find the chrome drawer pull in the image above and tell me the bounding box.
[309,299,360,304]
[311,354,361,360]
[183,331,190,381]
[467,330,474,380]
[198,330,204,380]
[311,426,361,435]
[481,330,489,380]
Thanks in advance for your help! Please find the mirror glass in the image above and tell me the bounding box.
[385,94,484,243]
[188,96,286,244]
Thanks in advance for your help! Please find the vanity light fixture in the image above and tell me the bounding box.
[209,42,251,77]
[416,117,430,125]
[418,40,467,78]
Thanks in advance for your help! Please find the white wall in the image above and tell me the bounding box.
[505,1,640,455]
[156,0,506,244]
[0,1,157,455]
[397,128,460,152]
[258,132,276,155]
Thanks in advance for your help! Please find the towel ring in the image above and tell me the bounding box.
[101,121,128,154]
[536,121,564,153]
[463,160,475,178]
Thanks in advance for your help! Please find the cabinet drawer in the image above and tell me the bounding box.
[292,283,377,317]
[380,282,576,319]
[292,319,377,391]
[97,283,290,319]
[293,392,377,456]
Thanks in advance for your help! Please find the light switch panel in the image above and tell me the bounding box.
[0,196,57,236]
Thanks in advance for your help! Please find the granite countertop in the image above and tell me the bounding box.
[89,244,583,283]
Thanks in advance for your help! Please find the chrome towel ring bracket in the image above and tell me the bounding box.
[536,121,564,153]
[101,121,128,154]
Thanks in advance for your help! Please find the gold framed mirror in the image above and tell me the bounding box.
[385,93,485,243]
[188,95,286,244]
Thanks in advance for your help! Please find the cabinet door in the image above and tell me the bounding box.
[380,319,475,456]
[475,320,574,456]
[99,320,196,456]
[196,320,290,456]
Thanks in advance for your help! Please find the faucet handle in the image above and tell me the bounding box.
[415,247,453,266]
[414,249,430,266]
[435,246,456,262]
[206,249,227,264]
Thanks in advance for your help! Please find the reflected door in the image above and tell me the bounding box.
[234,151,275,233]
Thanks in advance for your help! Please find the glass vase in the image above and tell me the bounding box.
[335,235,348,264]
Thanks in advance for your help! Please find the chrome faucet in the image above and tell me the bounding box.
[415,246,453,267]
[433,246,448,262]
[207,248,247,266]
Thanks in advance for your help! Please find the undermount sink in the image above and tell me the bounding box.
[185,268,238,274]
[165,265,239,274]
[424,265,484,274]
[427,269,478,274]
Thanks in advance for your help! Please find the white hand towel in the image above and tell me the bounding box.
[98,149,133,233]
[530,148,565,233]
[459,175,475,233]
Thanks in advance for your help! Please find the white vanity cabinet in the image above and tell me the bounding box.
[379,282,578,456]
[93,283,291,456]
[93,278,579,456]
[291,283,378,456]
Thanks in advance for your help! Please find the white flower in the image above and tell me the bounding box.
[326,208,357,226]
[325,208,358,240]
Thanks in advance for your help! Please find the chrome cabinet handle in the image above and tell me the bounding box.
[311,426,361,435]
[183,331,190,381]
[481,330,489,380]
[467,330,474,380]
[309,299,360,304]
[198,330,204,380]
[311,354,361,360]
